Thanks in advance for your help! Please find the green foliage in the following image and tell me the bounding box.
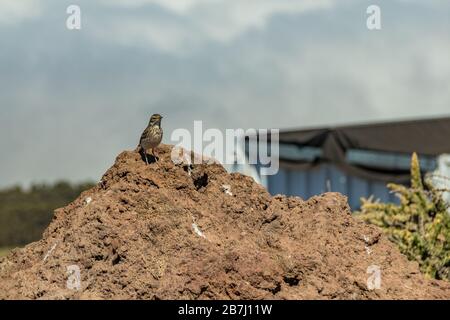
[0,181,94,247]
[356,153,450,280]
[0,247,12,257]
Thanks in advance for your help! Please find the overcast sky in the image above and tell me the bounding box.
[1,0,449,187]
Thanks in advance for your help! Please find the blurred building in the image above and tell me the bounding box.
[249,117,450,209]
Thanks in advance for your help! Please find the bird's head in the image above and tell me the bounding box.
[149,113,163,127]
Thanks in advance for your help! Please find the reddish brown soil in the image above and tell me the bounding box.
[0,144,449,299]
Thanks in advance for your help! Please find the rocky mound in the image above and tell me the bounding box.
[0,144,449,299]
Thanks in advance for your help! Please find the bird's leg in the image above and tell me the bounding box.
[153,148,158,161]
[139,146,148,165]
[144,150,149,165]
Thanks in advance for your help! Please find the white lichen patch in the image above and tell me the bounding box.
[363,235,372,255]
[221,184,233,196]
[43,242,58,262]
[192,223,206,239]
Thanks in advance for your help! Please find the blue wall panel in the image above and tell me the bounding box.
[309,166,327,196]
[268,164,399,210]
[328,166,348,195]
[287,170,308,198]
[348,175,370,209]
[268,169,287,195]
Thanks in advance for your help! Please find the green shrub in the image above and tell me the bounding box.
[356,153,450,280]
[0,181,94,248]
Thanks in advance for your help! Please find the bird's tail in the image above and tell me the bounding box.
[135,144,143,153]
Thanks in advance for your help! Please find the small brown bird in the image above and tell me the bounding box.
[139,114,163,164]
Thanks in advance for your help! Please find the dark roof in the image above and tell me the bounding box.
[278,116,450,156]
[253,116,450,183]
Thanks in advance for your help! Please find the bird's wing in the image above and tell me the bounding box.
[138,127,149,146]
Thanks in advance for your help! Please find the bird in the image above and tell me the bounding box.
[139,114,163,164]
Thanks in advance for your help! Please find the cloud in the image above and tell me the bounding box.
[102,0,213,12]
[0,0,42,25]
[95,0,335,53]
